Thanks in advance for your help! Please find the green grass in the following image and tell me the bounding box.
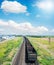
[0,37,22,65]
[28,37,54,65]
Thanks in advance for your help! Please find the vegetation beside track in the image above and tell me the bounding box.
[0,37,22,65]
[28,37,54,65]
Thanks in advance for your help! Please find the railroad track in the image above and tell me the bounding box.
[12,37,38,65]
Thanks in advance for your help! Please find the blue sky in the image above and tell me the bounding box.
[0,0,54,35]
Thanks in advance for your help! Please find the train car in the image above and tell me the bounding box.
[25,37,37,63]
[27,47,37,63]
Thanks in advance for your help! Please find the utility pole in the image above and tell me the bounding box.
[49,37,51,44]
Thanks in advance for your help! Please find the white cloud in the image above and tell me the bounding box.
[36,26,48,32]
[1,1,27,13]
[0,29,4,32]
[34,0,54,12]
[0,19,49,35]
[0,19,8,26]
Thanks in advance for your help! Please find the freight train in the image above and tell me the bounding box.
[24,37,37,63]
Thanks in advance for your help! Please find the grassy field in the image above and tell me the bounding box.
[28,37,54,65]
[0,37,22,65]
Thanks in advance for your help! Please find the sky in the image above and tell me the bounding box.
[0,0,54,35]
